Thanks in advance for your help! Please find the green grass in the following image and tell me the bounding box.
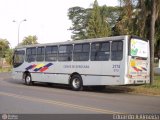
[129,75,160,95]
[0,67,12,72]
[154,59,159,67]
[105,75,160,96]
[145,76,160,88]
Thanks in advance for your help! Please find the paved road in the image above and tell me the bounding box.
[0,72,160,114]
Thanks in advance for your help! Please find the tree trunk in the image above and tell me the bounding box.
[150,0,156,84]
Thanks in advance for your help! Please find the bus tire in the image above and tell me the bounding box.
[25,74,33,86]
[70,75,83,91]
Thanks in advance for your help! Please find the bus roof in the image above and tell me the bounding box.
[16,35,129,49]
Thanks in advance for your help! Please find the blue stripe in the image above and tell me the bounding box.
[44,63,53,67]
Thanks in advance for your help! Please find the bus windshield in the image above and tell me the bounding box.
[13,50,25,68]
[130,38,148,58]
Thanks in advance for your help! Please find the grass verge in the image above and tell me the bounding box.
[105,75,160,96]
[0,67,12,72]
[128,75,160,96]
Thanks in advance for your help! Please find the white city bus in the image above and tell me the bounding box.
[12,35,150,91]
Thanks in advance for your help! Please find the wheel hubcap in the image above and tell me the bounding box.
[72,78,80,89]
[26,76,31,84]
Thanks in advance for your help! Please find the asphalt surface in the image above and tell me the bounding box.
[0,72,160,114]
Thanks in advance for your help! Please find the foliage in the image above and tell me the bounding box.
[68,0,160,84]
[68,0,112,40]
[20,35,38,45]
[68,0,159,50]
[101,6,122,35]
[0,38,12,67]
[113,0,160,84]
[114,0,134,35]
[0,38,10,58]
[87,0,111,38]
[155,19,160,59]
[5,49,13,65]
[68,6,91,40]
[115,0,160,53]
[0,67,12,72]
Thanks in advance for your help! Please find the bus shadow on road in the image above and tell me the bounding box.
[86,86,133,94]
[9,79,133,94]
[32,82,134,94]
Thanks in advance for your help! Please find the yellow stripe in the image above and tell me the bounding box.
[34,63,45,69]
[136,66,142,70]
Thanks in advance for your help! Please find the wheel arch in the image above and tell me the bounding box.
[23,71,30,80]
[69,72,83,85]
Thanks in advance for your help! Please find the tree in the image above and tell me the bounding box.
[114,0,137,35]
[87,0,111,38]
[68,7,91,40]
[0,38,10,58]
[155,19,160,59]
[150,0,158,84]
[133,0,160,84]
[100,6,122,35]
[99,5,111,37]
[5,49,13,65]
[116,0,160,84]
[20,35,38,45]
[68,0,112,40]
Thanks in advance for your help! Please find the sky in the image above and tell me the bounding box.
[0,0,118,48]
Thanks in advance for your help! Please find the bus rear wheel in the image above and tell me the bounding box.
[70,75,83,91]
[25,74,33,86]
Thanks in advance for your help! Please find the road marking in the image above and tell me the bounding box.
[0,91,121,114]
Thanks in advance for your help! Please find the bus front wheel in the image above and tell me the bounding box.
[25,74,33,86]
[70,75,83,91]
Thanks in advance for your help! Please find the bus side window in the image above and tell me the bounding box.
[58,45,73,61]
[73,43,90,61]
[91,42,110,61]
[111,41,123,61]
[45,46,58,61]
[36,47,44,61]
[26,47,36,62]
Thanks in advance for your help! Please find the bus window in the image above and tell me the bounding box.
[36,47,44,61]
[111,41,123,61]
[91,42,110,61]
[13,50,25,68]
[58,45,73,61]
[26,47,36,62]
[45,46,58,61]
[73,43,90,61]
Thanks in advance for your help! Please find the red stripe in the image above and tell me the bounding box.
[133,67,139,72]
[32,64,37,68]
[40,67,48,72]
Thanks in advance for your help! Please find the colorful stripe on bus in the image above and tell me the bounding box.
[25,63,53,72]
